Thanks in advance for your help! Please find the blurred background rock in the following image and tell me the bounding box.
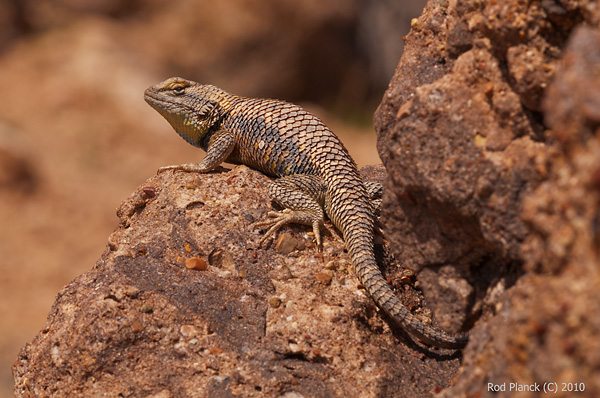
[0,0,425,395]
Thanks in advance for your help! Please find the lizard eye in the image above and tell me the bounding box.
[173,85,185,95]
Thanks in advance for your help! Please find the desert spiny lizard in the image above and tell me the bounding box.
[144,77,468,349]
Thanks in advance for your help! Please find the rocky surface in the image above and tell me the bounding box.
[13,165,465,398]
[0,1,405,394]
[375,0,600,396]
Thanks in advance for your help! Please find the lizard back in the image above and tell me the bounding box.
[222,97,355,180]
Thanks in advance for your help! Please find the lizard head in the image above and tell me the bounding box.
[144,77,225,147]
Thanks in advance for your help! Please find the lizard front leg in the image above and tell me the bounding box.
[158,130,235,174]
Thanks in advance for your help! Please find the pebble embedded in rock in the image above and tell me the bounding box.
[185,257,208,271]
[139,303,153,314]
[269,297,282,308]
[315,272,333,285]
[276,233,300,254]
[131,320,144,333]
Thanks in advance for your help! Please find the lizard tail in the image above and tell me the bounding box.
[344,219,468,349]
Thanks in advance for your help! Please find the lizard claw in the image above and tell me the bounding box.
[254,210,296,247]
[157,165,179,174]
[157,163,214,174]
[254,209,324,247]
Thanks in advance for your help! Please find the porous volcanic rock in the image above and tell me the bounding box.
[13,165,465,398]
[375,0,600,396]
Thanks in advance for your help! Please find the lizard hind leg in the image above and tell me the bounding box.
[255,175,329,247]
[364,181,383,218]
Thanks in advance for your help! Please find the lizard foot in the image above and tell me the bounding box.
[255,209,324,247]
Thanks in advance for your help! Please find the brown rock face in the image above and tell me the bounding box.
[13,166,465,398]
[375,0,600,396]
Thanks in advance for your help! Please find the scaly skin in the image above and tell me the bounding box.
[144,77,468,349]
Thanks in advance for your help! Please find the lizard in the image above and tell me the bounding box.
[144,77,468,349]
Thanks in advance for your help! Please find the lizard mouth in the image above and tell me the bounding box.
[144,88,174,109]
[144,88,169,109]
[144,87,208,146]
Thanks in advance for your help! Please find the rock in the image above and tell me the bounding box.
[375,0,600,396]
[185,257,209,271]
[374,0,597,325]
[13,165,462,398]
[276,232,303,254]
[315,272,333,286]
[374,0,564,272]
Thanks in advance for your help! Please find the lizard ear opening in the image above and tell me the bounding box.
[197,99,219,119]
